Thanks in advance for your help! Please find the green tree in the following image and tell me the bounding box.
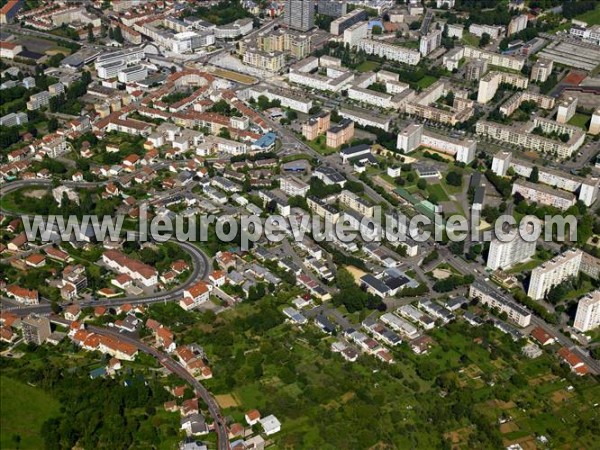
[479,32,491,47]
[528,166,539,183]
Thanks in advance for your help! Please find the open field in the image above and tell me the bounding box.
[356,61,381,72]
[0,376,60,450]
[416,75,438,89]
[568,113,591,129]
[215,393,240,408]
[576,6,600,25]
[461,33,480,47]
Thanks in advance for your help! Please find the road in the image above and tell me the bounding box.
[60,321,229,450]
[1,179,210,316]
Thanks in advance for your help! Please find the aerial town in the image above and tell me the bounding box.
[0,0,599,449]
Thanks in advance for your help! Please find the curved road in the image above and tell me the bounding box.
[1,180,210,315]
[47,319,229,450]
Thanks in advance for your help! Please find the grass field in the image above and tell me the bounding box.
[307,135,337,155]
[461,33,480,47]
[356,61,381,72]
[568,113,591,129]
[426,182,450,202]
[0,376,60,449]
[416,75,438,89]
[576,6,600,25]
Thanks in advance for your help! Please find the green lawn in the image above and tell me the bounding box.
[507,258,543,274]
[568,113,591,129]
[461,33,480,47]
[416,75,438,89]
[576,5,600,25]
[356,61,381,72]
[0,376,61,449]
[426,182,450,202]
[307,135,337,155]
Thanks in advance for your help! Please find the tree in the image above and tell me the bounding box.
[479,32,491,47]
[48,117,59,132]
[445,171,462,187]
[372,25,383,35]
[528,166,539,183]
[87,23,94,43]
[113,26,124,43]
[417,179,427,190]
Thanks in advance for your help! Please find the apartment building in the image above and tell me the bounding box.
[396,124,476,163]
[512,179,576,210]
[475,119,584,159]
[302,111,330,140]
[339,107,391,131]
[343,21,369,47]
[102,250,158,287]
[283,0,314,32]
[530,58,553,83]
[326,118,354,148]
[214,18,253,39]
[508,14,528,36]
[444,46,525,71]
[528,249,582,300]
[573,290,600,332]
[446,23,464,39]
[358,39,421,65]
[469,23,505,39]
[117,65,148,83]
[556,96,578,124]
[486,234,536,271]
[491,151,599,206]
[330,8,367,35]
[243,48,286,72]
[465,59,488,81]
[477,71,528,104]
[405,79,475,126]
[499,91,555,117]
[247,85,313,113]
[281,176,310,197]
[0,112,28,127]
[469,281,532,327]
[21,315,51,345]
[307,195,340,223]
[339,189,374,217]
[589,108,600,135]
[317,0,347,17]
[419,29,442,56]
[396,123,423,153]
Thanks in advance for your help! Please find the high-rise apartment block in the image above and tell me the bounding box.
[486,234,536,271]
[573,290,600,332]
[284,0,314,32]
[528,249,582,300]
[21,315,51,345]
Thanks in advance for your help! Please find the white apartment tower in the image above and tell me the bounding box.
[556,96,577,124]
[486,234,536,271]
[527,249,583,300]
[588,108,600,135]
[284,0,315,32]
[396,124,423,153]
[573,290,600,332]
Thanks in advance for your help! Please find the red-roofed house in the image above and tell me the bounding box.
[557,347,587,375]
[245,409,261,426]
[25,253,46,268]
[530,327,555,346]
[180,281,210,310]
[5,285,38,305]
